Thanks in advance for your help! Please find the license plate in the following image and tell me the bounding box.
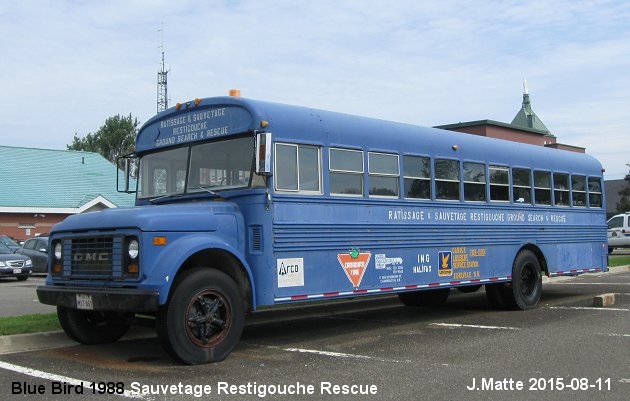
[13,269,22,274]
[76,294,94,310]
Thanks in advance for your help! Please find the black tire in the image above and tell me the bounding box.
[398,288,450,307]
[57,306,130,344]
[457,285,482,293]
[508,250,542,310]
[157,268,244,365]
[485,251,542,310]
[608,247,614,254]
[485,283,511,310]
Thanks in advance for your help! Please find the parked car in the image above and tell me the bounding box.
[16,236,49,273]
[0,235,20,252]
[0,243,32,280]
[607,212,630,253]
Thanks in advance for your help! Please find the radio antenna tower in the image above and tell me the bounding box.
[157,25,170,113]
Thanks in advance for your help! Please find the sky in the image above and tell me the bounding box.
[1,0,629,179]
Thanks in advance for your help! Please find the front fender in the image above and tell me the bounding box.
[140,233,255,306]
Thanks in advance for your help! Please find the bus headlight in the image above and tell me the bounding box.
[128,239,139,260]
[54,242,62,260]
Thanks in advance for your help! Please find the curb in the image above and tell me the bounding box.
[0,327,155,356]
[0,331,74,355]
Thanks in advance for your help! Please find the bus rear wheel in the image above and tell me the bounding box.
[57,306,130,344]
[509,250,542,310]
[398,288,450,307]
[157,268,244,365]
[486,250,542,310]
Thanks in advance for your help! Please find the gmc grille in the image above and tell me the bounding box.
[68,236,121,278]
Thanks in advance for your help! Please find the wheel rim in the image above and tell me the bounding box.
[520,263,537,298]
[184,289,232,348]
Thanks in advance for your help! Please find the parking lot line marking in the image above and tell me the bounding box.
[546,282,630,285]
[0,360,146,399]
[548,306,630,312]
[599,333,630,338]
[429,323,520,330]
[283,347,409,363]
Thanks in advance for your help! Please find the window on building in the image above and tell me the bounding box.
[435,159,460,200]
[329,148,364,196]
[403,155,431,199]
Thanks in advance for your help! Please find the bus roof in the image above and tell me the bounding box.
[137,96,603,177]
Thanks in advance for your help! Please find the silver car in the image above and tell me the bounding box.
[0,243,32,281]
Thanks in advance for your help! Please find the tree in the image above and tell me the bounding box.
[68,114,139,168]
[616,163,630,213]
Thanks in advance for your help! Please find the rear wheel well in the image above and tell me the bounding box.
[518,244,548,276]
[176,248,253,312]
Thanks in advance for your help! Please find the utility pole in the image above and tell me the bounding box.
[157,25,169,113]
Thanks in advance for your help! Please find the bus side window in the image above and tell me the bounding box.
[534,171,552,205]
[329,148,364,196]
[489,165,509,202]
[403,155,431,199]
[512,168,532,204]
[571,175,587,207]
[275,144,298,191]
[368,152,399,197]
[553,173,570,206]
[435,159,460,200]
[275,143,321,193]
[463,162,487,202]
[588,177,603,208]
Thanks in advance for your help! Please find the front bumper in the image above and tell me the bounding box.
[0,267,31,277]
[36,285,160,313]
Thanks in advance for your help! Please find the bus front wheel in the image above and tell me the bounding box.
[157,268,244,365]
[57,306,130,344]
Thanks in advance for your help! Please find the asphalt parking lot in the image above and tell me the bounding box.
[1,266,629,401]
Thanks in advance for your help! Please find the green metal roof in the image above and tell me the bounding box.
[510,83,551,134]
[0,146,135,211]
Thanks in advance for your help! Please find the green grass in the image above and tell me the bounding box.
[0,313,60,336]
[609,255,630,268]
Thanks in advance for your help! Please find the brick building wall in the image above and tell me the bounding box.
[0,213,68,242]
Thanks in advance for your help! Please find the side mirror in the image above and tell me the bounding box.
[117,154,137,193]
[255,132,272,175]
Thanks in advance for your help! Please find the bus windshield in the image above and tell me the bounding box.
[137,136,258,199]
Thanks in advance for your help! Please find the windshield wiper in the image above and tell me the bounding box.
[148,193,185,204]
[148,186,223,204]
[193,185,223,198]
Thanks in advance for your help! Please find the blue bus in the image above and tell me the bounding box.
[37,94,608,364]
